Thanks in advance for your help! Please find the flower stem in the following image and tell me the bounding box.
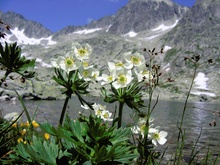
[117,101,124,128]
[59,96,69,126]
[0,70,10,87]
[74,91,93,110]
[174,64,198,164]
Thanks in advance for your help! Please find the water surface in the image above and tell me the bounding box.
[1,96,220,160]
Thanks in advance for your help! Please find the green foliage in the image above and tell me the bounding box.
[39,115,138,164]
[0,42,35,79]
[102,82,145,112]
[10,136,70,165]
[0,112,24,161]
[52,68,89,98]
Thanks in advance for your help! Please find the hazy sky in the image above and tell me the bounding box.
[0,0,196,32]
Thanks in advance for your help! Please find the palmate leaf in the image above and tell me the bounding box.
[62,115,87,142]
[110,127,131,145]
[0,42,35,78]
[53,68,90,97]
[16,135,70,165]
[85,116,113,145]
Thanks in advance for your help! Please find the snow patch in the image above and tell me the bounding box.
[3,28,56,46]
[145,34,160,40]
[191,91,216,97]
[191,72,216,97]
[36,58,52,68]
[164,46,172,52]
[73,28,102,34]
[106,25,112,32]
[194,72,209,90]
[124,31,137,37]
[151,20,179,32]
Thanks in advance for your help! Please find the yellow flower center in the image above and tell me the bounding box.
[83,61,89,67]
[103,112,109,119]
[96,110,102,116]
[65,57,75,67]
[153,133,160,139]
[83,70,90,77]
[107,76,113,82]
[78,48,87,56]
[131,56,140,65]
[116,62,124,68]
[142,70,149,75]
[118,74,127,84]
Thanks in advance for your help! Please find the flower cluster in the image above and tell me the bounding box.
[50,42,100,82]
[3,112,50,143]
[131,115,168,147]
[100,51,153,89]
[81,103,113,121]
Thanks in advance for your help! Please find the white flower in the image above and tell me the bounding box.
[78,66,100,81]
[92,103,106,110]
[91,70,101,81]
[4,112,20,122]
[78,66,93,81]
[72,42,92,61]
[112,69,133,89]
[148,128,168,146]
[131,117,155,138]
[131,125,141,134]
[59,51,82,73]
[101,110,113,121]
[124,52,145,67]
[50,56,63,68]
[108,61,132,71]
[82,61,91,69]
[92,103,113,121]
[81,104,90,110]
[100,73,115,85]
[135,64,153,82]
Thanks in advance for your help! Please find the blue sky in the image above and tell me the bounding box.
[0,0,196,32]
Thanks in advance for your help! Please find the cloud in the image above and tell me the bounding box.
[106,0,120,2]
[87,18,93,24]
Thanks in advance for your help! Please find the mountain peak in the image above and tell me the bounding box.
[129,0,173,6]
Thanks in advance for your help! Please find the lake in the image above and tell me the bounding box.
[1,96,220,162]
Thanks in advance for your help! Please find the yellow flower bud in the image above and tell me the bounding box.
[12,122,17,128]
[20,122,25,127]
[32,120,39,128]
[20,129,27,135]
[44,133,50,140]
[25,121,30,127]
[17,137,23,143]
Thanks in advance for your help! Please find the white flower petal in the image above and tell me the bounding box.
[152,139,158,146]
[159,131,168,138]
[4,112,20,121]
[158,137,167,145]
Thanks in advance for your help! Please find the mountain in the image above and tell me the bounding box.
[0,0,219,102]
[0,11,52,38]
[160,0,220,100]
[53,0,188,37]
